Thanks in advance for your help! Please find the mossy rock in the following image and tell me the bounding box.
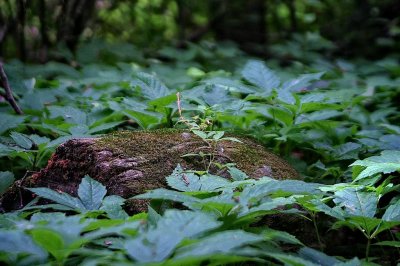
[0,130,299,213]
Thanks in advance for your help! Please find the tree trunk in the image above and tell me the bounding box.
[57,0,96,52]
[211,0,267,55]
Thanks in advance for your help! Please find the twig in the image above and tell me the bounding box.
[0,62,23,114]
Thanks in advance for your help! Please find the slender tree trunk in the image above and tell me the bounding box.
[38,0,49,62]
[57,0,96,52]
[286,0,297,34]
[176,0,187,44]
[17,0,26,61]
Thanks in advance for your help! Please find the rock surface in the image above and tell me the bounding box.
[0,130,299,212]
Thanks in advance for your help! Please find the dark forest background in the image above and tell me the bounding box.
[1,0,399,62]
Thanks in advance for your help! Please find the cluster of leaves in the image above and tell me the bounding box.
[1,156,399,265]
[0,42,399,264]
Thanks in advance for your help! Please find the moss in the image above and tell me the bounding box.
[1,129,298,213]
[95,129,298,180]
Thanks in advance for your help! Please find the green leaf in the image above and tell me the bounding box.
[10,131,34,149]
[131,72,170,99]
[88,121,124,134]
[298,247,339,266]
[373,241,400,247]
[350,150,400,181]
[240,179,321,203]
[78,175,107,210]
[30,229,65,261]
[0,171,14,195]
[228,167,248,181]
[27,187,86,211]
[48,106,87,125]
[264,251,319,266]
[281,72,324,92]
[333,188,377,218]
[263,228,303,246]
[277,89,296,104]
[0,113,26,134]
[125,230,183,262]
[134,188,201,205]
[191,130,208,139]
[158,210,222,238]
[241,60,280,95]
[382,199,400,221]
[100,195,128,219]
[123,109,160,129]
[175,230,264,258]
[166,166,231,192]
[0,230,47,262]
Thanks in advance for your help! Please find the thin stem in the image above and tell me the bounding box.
[311,213,324,251]
[0,62,23,114]
[365,237,371,262]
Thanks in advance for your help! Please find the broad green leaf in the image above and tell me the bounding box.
[88,121,124,134]
[175,230,264,258]
[30,229,65,261]
[84,220,141,240]
[100,195,128,219]
[241,60,280,94]
[78,175,107,210]
[30,212,66,222]
[123,109,160,129]
[382,199,400,221]
[333,188,377,218]
[298,247,339,266]
[125,234,181,262]
[44,215,89,246]
[201,77,256,94]
[0,230,47,262]
[191,130,208,139]
[158,210,222,238]
[240,179,321,204]
[277,89,296,104]
[134,188,201,205]
[69,124,89,135]
[263,228,303,246]
[48,106,87,125]
[239,197,296,217]
[306,199,345,220]
[147,205,162,226]
[131,72,170,99]
[350,150,400,181]
[10,132,34,149]
[281,72,324,92]
[0,171,14,195]
[264,251,319,266]
[334,257,362,266]
[333,216,382,235]
[166,166,231,192]
[28,187,86,211]
[331,142,362,160]
[0,113,26,134]
[228,167,248,181]
[373,241,400,247]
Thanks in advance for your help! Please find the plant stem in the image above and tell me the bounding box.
[311,213,324,251]
[366,237,371,262]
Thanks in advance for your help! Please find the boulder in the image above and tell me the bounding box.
[0,130,299,213]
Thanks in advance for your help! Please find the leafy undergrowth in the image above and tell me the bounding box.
[0,41,400,265]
